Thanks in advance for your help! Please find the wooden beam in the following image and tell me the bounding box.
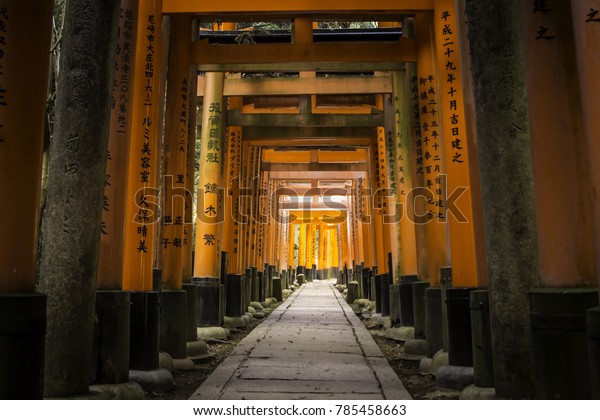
[163,0,434,15]
[197,75,392,97]
[269,170,367,180]
[262,149,367,163]
[263,162,368,172]
[242,126,376,140]
[197,61,405,72]
[278,187,351,197]
[246,138,375,148]
[227,110,384,127]
[191,39,416,66]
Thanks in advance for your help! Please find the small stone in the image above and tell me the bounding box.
[384,327,415,342]
[460,384,497,400]
[197,327,229,341]
[158,352,174,372]
[250,302,264,311]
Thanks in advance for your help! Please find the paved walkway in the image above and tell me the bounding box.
[190,281,411,400]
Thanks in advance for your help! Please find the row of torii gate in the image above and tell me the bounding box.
[1,0,600,400]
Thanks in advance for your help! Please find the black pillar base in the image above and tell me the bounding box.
[447,287,476,367]
[258,271,265,301]
[243,274,251,312]
[91,290,130,385]
[249,267,258,302]
[347,281,359,303]
[0,293,46,399]
[225,274,244,317]
[588,306,600,399]
[381,273,390,317]
[193,277,221,327]
[159,290,187,359]
[400,275,417,326]
[182,283,197,342]
[530,288,598,399]
[389,284,401,327]
[470,289,494,387]
[374,274,383,313]
[413,281,429,339]
[129,291,160,371]
[425,287,444,358]
[272,277,283,302]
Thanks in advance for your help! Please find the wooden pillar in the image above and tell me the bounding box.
[122,0,163,291]
[239,141,251,270]
[521,1,595,288]
[406,54,430,283]
[0,1,53,293]
[286,218,294,270]
[0,0,53,399]
[307,221,317,269]
[269,179,276,268]
[247,146,260,268]
[223,122,242,274]
[256,169,268,268]
[298,223,307,268]
[350,192,364,265]
[358,178,375,268]
[99,0,138,290]
[570,0,600,293]
[375,125,392,271]
[347,199,357,267]
[415,12,450,286]
[329,228,338,271]
[193,72,225,278]
[161,15,192,290]
[182,22,198,283]
[464,0,538,399]
[371,139,387,270]
[391,71,419,279]
[340,218,351,270]
[316,223,325,272]
[432,0,480,287]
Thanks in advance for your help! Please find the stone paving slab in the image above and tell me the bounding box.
[249,340,361,354]
[219,391,385,400]
[241,356,367,368]
[226,379,381,394]
[190,281,411,400]
[239,363,376,381]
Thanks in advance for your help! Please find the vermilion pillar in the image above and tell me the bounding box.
[392,70,418,278]
[0,1,52,293]
[434,0,480,288]
[223,121,242,274]
[161,15,192,290]
[571,0,600,292]
[0,0,53,399]
[298,223,307,269]
[122,0,163,291]
[99,0,138,291]
[193,72,225,278]
[415,12,449,286]
[522,1,595,289]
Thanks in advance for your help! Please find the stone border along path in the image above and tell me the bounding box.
[190,280,412,400]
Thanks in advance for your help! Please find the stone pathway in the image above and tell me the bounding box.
[190,281,411,400]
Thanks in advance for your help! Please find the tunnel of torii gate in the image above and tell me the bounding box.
[1,0,600,401]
